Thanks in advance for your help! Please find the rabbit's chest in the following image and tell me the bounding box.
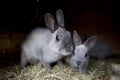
[43,51,62,63]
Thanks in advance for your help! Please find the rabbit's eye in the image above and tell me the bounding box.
[85,53,88,57]
[56,35,60,41]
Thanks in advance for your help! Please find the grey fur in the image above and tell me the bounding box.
[20,9,73,68]
[65,30,97,74]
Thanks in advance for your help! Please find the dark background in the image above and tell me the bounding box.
[0,0,119,33]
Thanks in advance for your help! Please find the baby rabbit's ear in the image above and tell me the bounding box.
[73,30,82,46]
[84,36,97,50]
[45,13,57,33]
[56,9,64,28]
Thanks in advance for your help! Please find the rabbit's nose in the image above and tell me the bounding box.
[67,47,73,52]
[69,51,74,55]
[76,61,82,66]
[67,50,73,55]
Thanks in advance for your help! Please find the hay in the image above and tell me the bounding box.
[0,59,111,80]
[0,63,74,80]
[107,63,120,80]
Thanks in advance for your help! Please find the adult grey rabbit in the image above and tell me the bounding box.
[20,9,73,68]
[65,30,97,74]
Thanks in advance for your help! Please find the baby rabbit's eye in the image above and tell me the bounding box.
[85,53,88,57]
[56,35,60,41]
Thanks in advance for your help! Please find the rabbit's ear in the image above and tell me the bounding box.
[45,13,57,33]
[56,9,64,28]
[84,36,97,50]
[73,30,82,46]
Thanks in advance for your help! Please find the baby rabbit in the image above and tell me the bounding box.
[20,9,73,68]
[65,31,97,74]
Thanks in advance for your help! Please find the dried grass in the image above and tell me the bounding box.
[0,59,111,80]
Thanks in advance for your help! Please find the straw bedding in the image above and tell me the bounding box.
[1,58,114,80]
